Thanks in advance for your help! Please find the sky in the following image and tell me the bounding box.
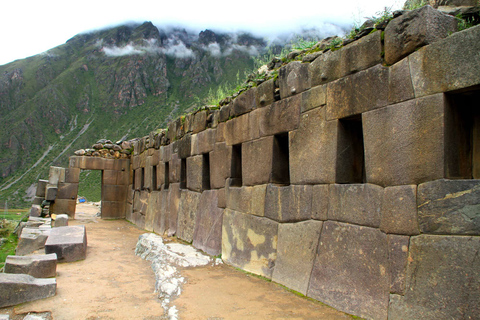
[0,0,403,66]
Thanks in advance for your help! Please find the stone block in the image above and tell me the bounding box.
[166,183,181,236]
[69,156,86,169]
[328,184,383,228]
[0,274,56,308]
[219,104,231,123]
[16,228,51,256]
[289,107,338,184]
[192,110,207,134]
[326,64,389,120]
[36,179,48,197]
[54,214,68,227]
[101,200,126,219]
[49,166,65,185]
[102,170,117,185]
[45,185,58,201]
[45,225,87,262]
[388,57,415,105]
[177,190,201,243]
[222,209,278,279]
[144,191,161,232]
[381,185,420,235]
[50,199,76,217]
[417,179,480,235]
[232,87,256,117]
[308,221,389,320]
[177,134,191,159]
[133,190,149,215]
[192,190,224,256]
[225,184,266,217]
[101,184,127,202]
[169,155,181,184]
[134,168,142,190]
[153,190,168,235]
[187,155,204,192]
[191,129,216,155]
[272,220,323,295]
[151,149,161,165]
[265,184,312,222]
[301,84,326,113]
[155,162,165,190]
[255,78,275,108]
[242,136,274,186]
[84,157,105,170]
[217,188,226,208]
[144,156,152,191]
[224,113,252,146]
[65,168,80,183]
[30,205,42,217]
[363,94,446,186]
[279,61,310,99]
[258,94,301,137]
[32,196,44,205]
[385,5,458,65]
[409,24,480,97]
[310,31,382,86]
[388,235,409,295]
[216,122,226,142]
[56,183,78,200]
[388,235,480,320]
[210,142,232,189]
[5,253,57,278]
[161,144,172,162]
[116,171,129,185]
[132,155,140,170]
[311,185,329,220]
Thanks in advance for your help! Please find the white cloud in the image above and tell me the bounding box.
[103,44,145,57]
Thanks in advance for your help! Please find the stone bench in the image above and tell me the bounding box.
[4,253,57,278]
[0,273,56,308]
[45,225,87,262]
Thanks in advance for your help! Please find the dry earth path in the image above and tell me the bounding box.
[2,204,353,320]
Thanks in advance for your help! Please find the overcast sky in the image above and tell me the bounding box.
[0,0,403,66]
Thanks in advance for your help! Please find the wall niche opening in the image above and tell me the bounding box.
[202,153,211,190]
[231,144,243,187]
[272,132,290,185]
[180,158,187,189]
[141,167,145,190]
[336,115,366,183]
[152,165,157,191]
[445,89,480,179]
[164,162,170,190]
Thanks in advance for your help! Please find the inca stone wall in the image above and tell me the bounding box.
[53,6,480,320]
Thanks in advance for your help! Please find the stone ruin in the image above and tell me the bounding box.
[24,4,480,320]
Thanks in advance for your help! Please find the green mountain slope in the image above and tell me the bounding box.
[0,22,263,207]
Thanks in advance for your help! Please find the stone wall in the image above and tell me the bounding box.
[62,7,480,320]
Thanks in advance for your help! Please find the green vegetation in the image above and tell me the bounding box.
[0,212,26,268]
[457,15,476,31]
[78,170,102,202]
[403,0,428,10]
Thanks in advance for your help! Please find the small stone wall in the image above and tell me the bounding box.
[60,6,480,320]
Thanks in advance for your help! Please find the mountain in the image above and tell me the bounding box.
[0,22,268,207]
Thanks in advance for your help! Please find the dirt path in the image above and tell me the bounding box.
[4,204,352,320]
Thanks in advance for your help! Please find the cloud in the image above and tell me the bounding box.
[101,37,195,58]
[224,44,259,56]
[103,44,145,56]
[204,42,221,57]
[161,39,195,58]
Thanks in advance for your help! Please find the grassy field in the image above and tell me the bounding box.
[0,209,28,268]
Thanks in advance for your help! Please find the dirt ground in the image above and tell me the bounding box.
[2,203,352,320]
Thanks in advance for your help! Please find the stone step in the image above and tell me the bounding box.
[0,273,56,308]
[45,225,87,262]
[4,253,57,278]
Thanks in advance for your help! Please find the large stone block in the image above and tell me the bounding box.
[290,107,338,184]
[102,170,117,185]
[5,253,57,278]
[36,179,48,197]
[64,168,80,183]
[169,155,181,184]
[32,196,44,205]
[328,184,383,228]
[101,201,126,219]
[166,183,181,236]
[144,191,161,232]
[308,221,389,320]
[385,5,458,65]
[177,190,201,243]
[134,168,142,191]
[30,205,42,217]
[388,235,480,320]
[192,190,224,256]
[156,162,165,190]
[258,94,301,137]
[311,185,329,220]
[16,228,51,256]
[0,274,56,308]
[101,184,127,202]
[265,184,312,222]
[56,183,78,200]
[279,61,310,99]
[409,24,480,97]
[133,190,149,215]
[388,57,415,105]
[191,128,216,155]
[186,155,208,192]
[301,84,326,113]
[224,112,252,146]
[326,64,389,120]
[255,78,275,108]
[144,156,152,191]
[242,136,274,186]
[225,184,266,217]
[210,142,232,189]
[216,122,226,142]
[222,209,278,279]
[232,87,256,117]
[417,179,480,235]
[49,166,65,185]
[272,220,323,295]
[69,156,86,169]
[45,185,58,201]
[84,157,105,170]
[177,134,191,159]
[50,199,76,217]
[45,225,87,262]
[363,94,445,186]
[153,190,168,235]
[388,235,409,295]
[192,110,207,134]
[309,31,382,86]
[381,185,420,235]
